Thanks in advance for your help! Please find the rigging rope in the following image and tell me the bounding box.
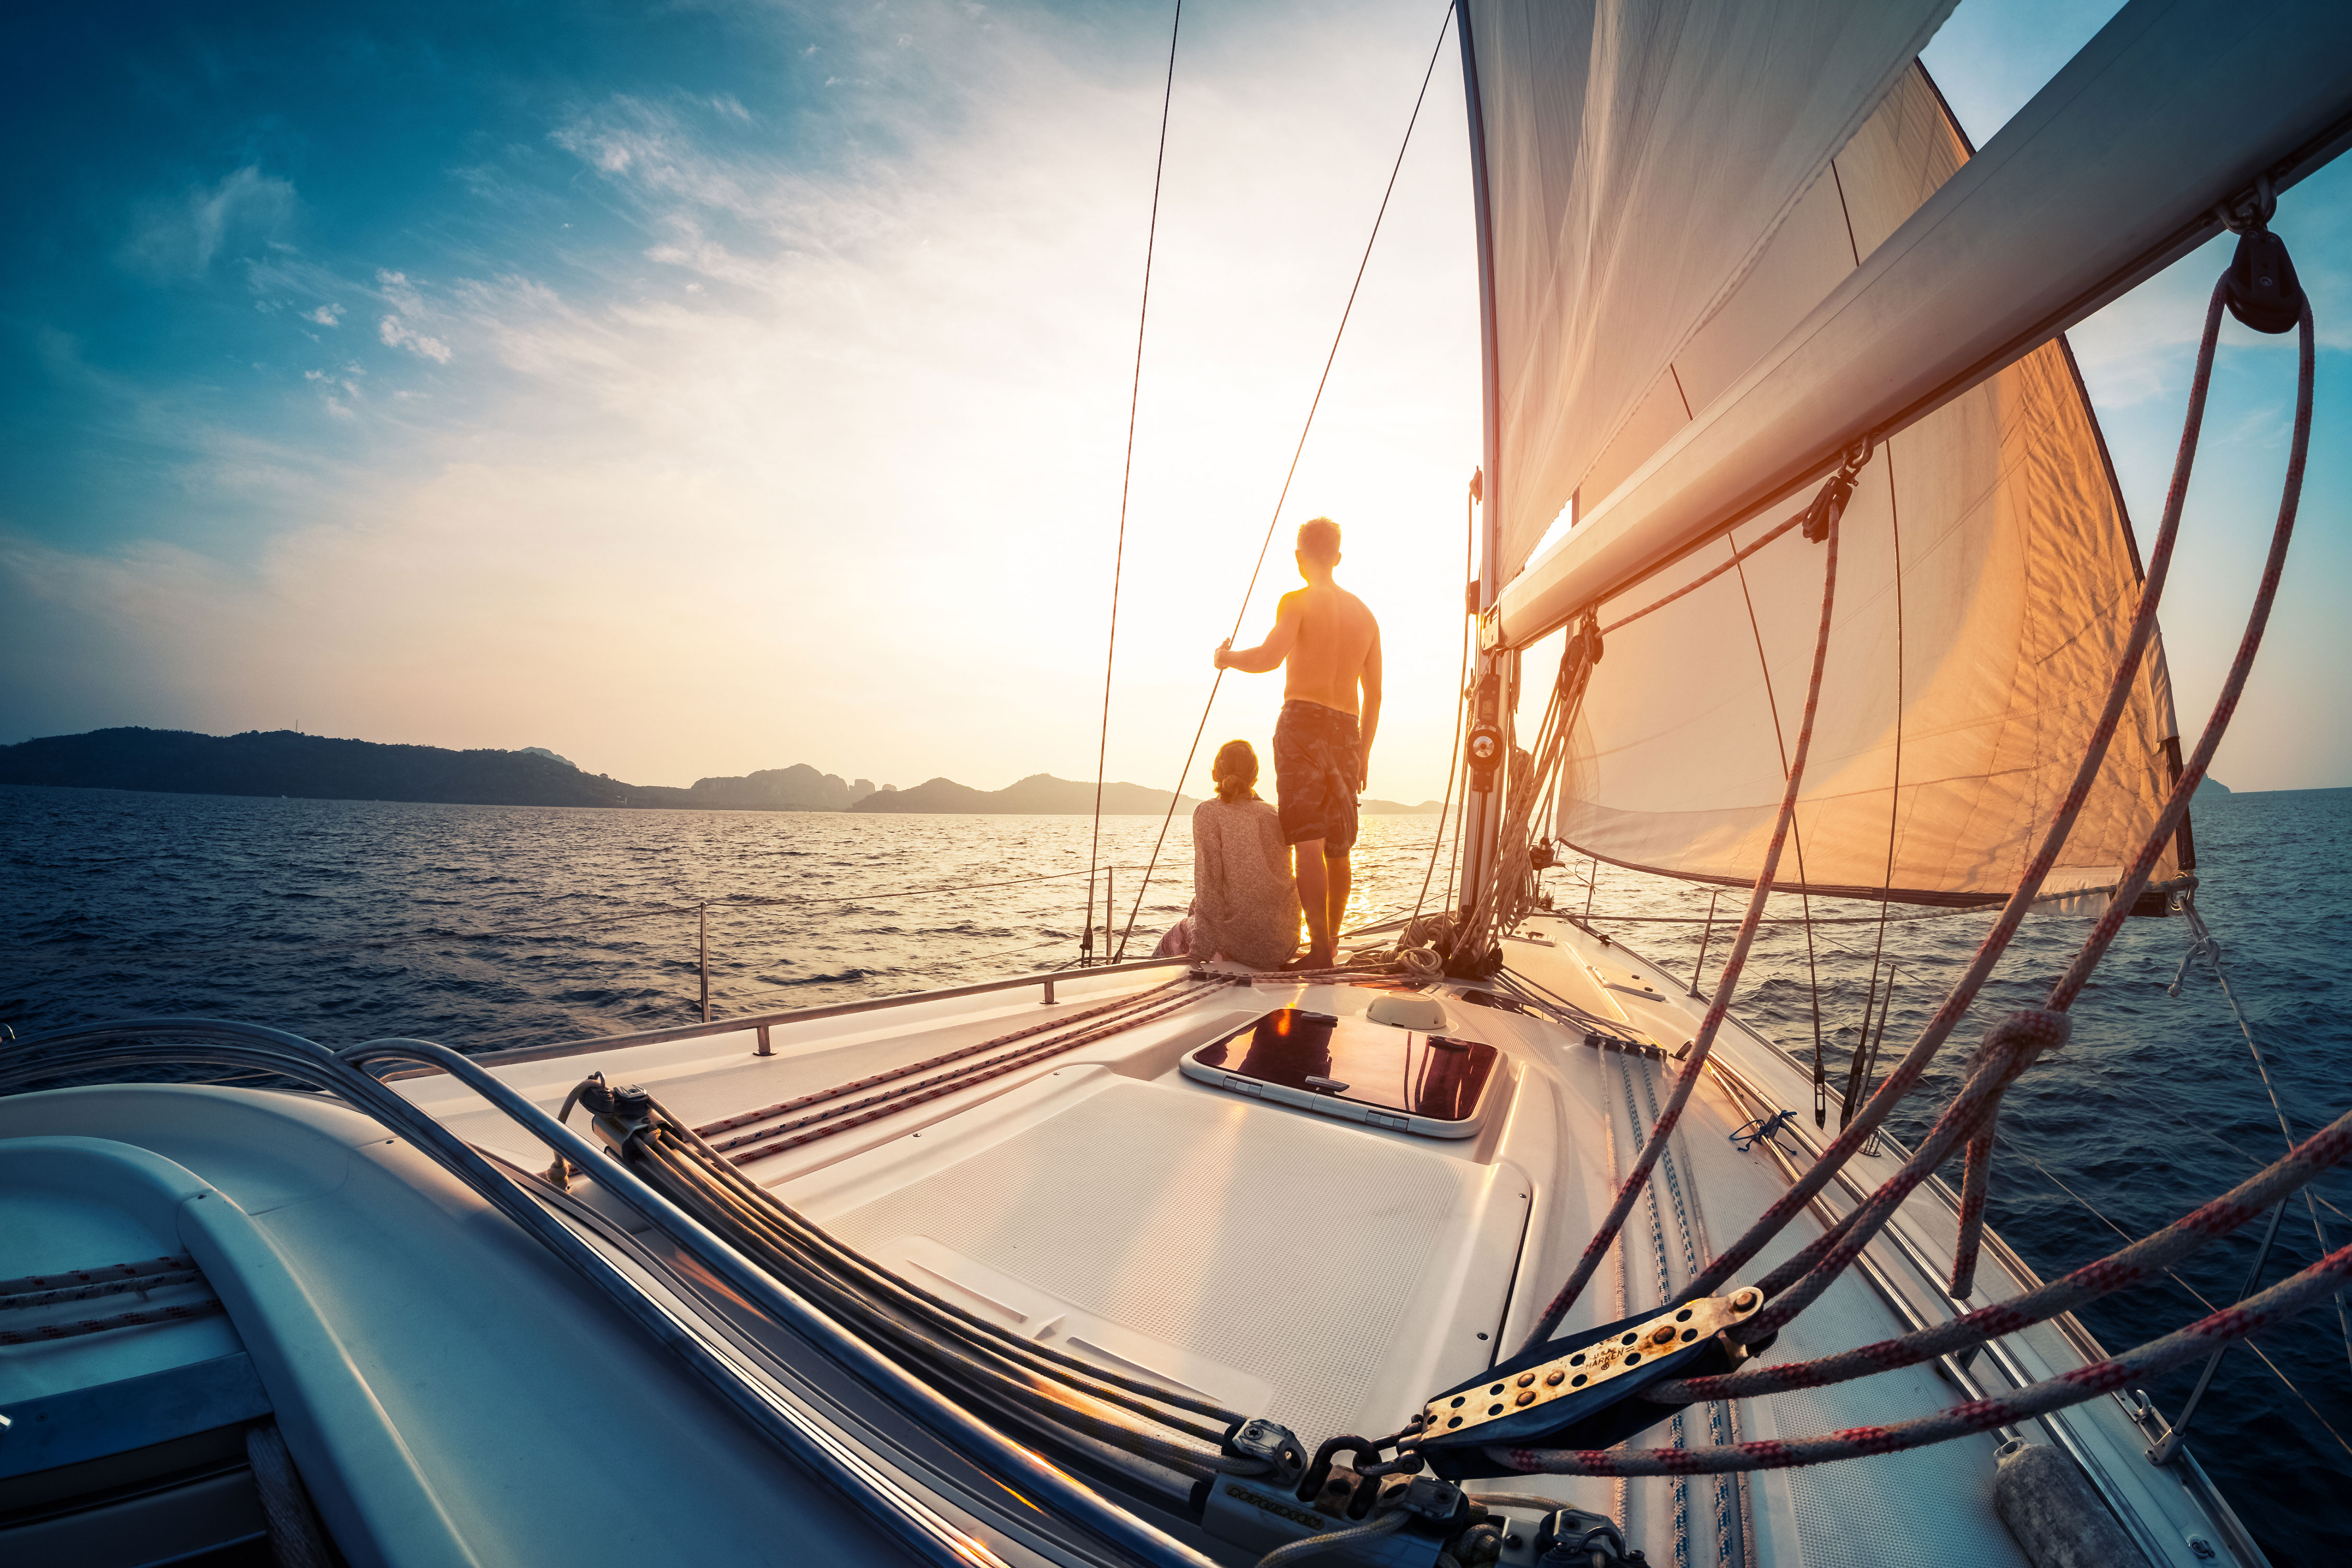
[1084,0,1183,964]
[1727,516,1829,1126]
[1844,451,1905,1131]
[1448,615,1598,966]
[1516,456,1860,1351]
[2003,1142,2352,1461]
[1945,276,2316,1296]
[1680,263,2315,1361]
[1111,9,1454,959]
[1493,1238,2352,1478]
[1678,275,2236,1303]
[1596,513,1806,636]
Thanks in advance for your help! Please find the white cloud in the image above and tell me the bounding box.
[17,0,2349,794]
[308,303,345,326]
[120,166,298,279]
[378,315,453,362]
[11,2,1488,797]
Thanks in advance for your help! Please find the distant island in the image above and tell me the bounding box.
[0,728,1445,816]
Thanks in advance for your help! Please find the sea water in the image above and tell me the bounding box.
[4,782,2346,1559]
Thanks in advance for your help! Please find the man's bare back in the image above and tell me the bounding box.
[1213,567,1382,763]
[1272,583,1380,715]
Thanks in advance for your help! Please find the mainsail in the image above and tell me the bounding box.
[1459,0,2352,906]
[1459,0,1958,585]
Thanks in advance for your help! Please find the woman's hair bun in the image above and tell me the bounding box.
[1212,739,1259,803]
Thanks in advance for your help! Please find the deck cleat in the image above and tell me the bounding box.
[1414,1289,1772,1479]
[1226,1417,1306,1486]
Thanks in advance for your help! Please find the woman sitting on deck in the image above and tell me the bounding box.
[1156,739,1300,970]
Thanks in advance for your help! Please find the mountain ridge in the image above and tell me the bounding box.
[0,728,1445,815]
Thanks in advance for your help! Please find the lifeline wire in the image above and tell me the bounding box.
[1113,8,1454,959]
[10,862,1154,970]
[2174,894,2352,1373]
[1084,0,1183,964]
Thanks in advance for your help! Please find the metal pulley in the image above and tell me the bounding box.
[1466,725,1504,792]
[1466,667,1505,794]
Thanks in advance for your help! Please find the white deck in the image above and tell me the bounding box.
[395,919,2256,1567]
[2,923,2261,1568]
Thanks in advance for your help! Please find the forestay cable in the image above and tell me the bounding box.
[1112,8,1455,960]
[1083,0,1184,963]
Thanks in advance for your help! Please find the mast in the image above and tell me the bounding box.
[1454,0,1507,919]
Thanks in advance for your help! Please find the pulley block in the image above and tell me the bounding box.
[1414,1288,1771,1479]
[2224,225,2304,335]
[1466,725,1504,792]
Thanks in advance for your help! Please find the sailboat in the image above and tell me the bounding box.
[6,3,2348,1566]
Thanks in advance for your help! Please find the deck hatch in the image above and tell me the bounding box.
[1181,1009,1500,1139]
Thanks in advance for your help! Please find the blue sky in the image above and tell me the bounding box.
[3,0,2346,795]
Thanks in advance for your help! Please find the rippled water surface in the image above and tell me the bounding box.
[4,783,2347,1560]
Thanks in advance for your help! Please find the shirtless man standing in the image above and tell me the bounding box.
[1214,516,1381,969]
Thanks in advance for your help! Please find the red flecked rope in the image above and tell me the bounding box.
[0,1265,204,1310]
[1943,292,2315,1301]
[0,1254,194,1297]
[0,1297,225,1345]
[1948,1102,2002,1296]
[694,973,1200,1138]
[1682,278,2233,1302]
[1947,1112,2001,1297]
[1734,1010,2069,1344]
[1516,486,1849,1353]
[1655,1101,2352,1403]
[726,982,1217,1164]
[1493,1239,2352,1477]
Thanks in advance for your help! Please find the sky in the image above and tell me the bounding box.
[2,0,2346,798]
